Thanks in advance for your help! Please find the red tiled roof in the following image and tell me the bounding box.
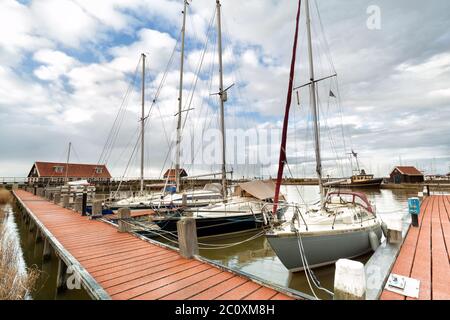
[31,162,111,179]
[393,166,423,176]
[163,169,188,178]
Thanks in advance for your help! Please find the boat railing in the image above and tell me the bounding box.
[261,202,309,231]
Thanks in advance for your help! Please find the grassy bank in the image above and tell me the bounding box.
[0,189,39,300]
[0,189,12,205]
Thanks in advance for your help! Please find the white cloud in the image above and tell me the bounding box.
[0,1,53,66]
[33,49,78,81]
[0,0,449,178]
[109,29,177,73]
[30,0,99,48]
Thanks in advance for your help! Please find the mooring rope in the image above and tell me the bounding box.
[117,218,267,250]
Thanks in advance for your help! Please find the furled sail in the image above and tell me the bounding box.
[273,0,302,213]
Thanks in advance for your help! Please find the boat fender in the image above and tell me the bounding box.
[381,222,388,238]
[262,211,268,225]
[369,231,380,252]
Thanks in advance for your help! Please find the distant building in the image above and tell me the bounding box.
[389,166,424,184]
[163,169,188,182]
[27,162,111,184]
[425,174,450,181]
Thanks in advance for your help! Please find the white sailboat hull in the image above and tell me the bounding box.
[266,220,382,272]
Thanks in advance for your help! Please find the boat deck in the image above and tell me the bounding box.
[14,190,297,300]
[105,209,155,220]
[380,195,450,300]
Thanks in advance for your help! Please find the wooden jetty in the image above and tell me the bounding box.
[13,189,302,300]
[380,195,450,300]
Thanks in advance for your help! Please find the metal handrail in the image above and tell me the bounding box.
[261,202,309,231]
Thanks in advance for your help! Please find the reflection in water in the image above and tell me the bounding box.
[9,204,91,300]
[199,186,418,300]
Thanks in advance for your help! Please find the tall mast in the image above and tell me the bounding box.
[175,0,188,193]
[216,0,227,199]
[305,0,324,205]
[140,53,146,193]
[273,0,302,214]
[65,142,71,183]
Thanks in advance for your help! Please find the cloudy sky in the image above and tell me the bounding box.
[1,0,449,179]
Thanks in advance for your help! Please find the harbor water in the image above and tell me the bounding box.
[5,186,417,300]
[197,185,418,300]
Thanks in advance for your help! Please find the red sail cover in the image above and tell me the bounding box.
[273,0,302,214]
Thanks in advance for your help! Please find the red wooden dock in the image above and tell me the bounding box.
[14,190,297,300]
[381,195,450,300]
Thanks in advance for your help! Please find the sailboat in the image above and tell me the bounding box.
[106,54,165,210]
[266,0,382,272]
[109,1,230,211]
[106,49,224,210]
[153,180,287,237]
[152,0,288,237]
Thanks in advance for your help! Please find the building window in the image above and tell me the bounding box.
[54,166,64,173]
[95,167,103,174]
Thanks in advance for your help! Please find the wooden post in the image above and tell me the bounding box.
[74,196,82,213]
[62,194,70,209]
[334,259,366,300]
[387,216,403,244]
[35,229,43,243]
[81,191,87,216]
[182,193,188,207]
[36,187,44,197]
[43,238,52,261]
[53,192,61,205]
[56,258,68,292]
[28,220,35,232]
[177,217,199,259]
[91,200,103,218]
[117,208,131,233]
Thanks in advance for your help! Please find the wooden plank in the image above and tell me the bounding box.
[160,272,235,300]
[188,276,248,300]
[92,253,179,279]
[271,293,296,300]
[99,258,191,288]
[89,251,176,275]
[215,281,261,300]
[110,263,209,299]
[243,287,278,300]
[407,196,433,300]
[432,196,450,300]
[381,196,450,300]
[134,268,223,300]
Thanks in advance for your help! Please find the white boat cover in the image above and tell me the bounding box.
[203,183,223,193]
[67,180,90,186]
[237,180,283,200]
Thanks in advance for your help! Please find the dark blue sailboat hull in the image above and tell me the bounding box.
[154,214,265,238]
